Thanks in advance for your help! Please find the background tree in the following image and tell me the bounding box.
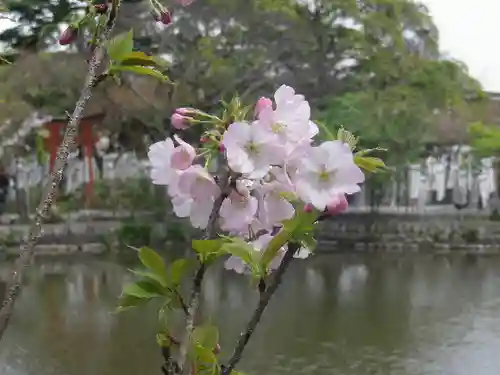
[0,0,488,162]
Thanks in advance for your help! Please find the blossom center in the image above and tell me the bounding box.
[271,122,286,134]
[245,142,260,154]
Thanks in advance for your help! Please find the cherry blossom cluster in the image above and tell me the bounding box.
[148,85,365,273]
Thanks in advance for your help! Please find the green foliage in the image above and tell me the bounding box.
[468,122,500,157]
[107,30,135,62]
[106,30,169,82]
[221,237,265,278]
[321,57,483,166]
[190,325,220,375]
[192,239,227,264]
[138,246,168,282]
[117,247,193,313]
[260,206,317,269]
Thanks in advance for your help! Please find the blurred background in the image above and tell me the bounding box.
[0,1,500,374]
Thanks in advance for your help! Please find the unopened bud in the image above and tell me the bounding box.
[176,107,199,116]
[94,3,108,14]
[171,113,189,130]
[59,26,78,46]
[200,137,208,143]
[325,194,348,216]
[254,97,273,118]
[219,144,225,152]
[152,8,172,25]
[303,203,314,212]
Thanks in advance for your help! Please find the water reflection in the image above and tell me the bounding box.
[1,255,500,374]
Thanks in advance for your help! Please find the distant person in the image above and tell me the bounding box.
[0,167,10,215]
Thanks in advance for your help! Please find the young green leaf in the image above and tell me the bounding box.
[129,269,167,287]
[168,258,195,285]
[192,239,226,263]
[261,205,318,267]
[116,294,148,312]
[120,51,165,68]
[355,147,387,157]
[138,247,168,281]
[193,345,218,370]
[106,29,134,62]
[192,325,219,350]
[354,155,388,173]
[122,279,166,299]
[110,65,170,81]
[221,238,261,275]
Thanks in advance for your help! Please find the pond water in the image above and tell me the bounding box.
[1,254,500,375]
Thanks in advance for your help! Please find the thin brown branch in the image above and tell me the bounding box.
[221,242,300,375]
[0,4,120,341]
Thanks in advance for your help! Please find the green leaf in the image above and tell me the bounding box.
[168,259,194,285]
[192,239,226,263]
[355,147,387,157]
[261,208,318,268]
[120,51,164,68]
[110,65,170,81]
[354,155,388,173]
[221,238,260,275]
[194,344,218,368]
[129,269,167,287]
[116,294,147,312]
[122,279,166,299]
[296,232,317,253]
[138,247,168,280]
[192,325,219,350]
[107,29,134,62]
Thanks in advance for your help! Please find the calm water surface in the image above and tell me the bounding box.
[1,254,500,375]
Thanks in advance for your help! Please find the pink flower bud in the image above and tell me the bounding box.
[326,194,348,216]
[219,144,225,152]
[152,9,172,25]
[303,203,314,212]
[59,26,78,46]
[94,3,108,14]
[171,113,189,129]
[200,137,208,143]
[161,10,173,25]
[254,97,273,118]
[176,107,198,116]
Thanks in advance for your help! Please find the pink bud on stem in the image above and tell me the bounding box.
[152,8,172,25]
[254,96,273,118]
[171,113,190,130]
[303,203,314,213]
[59,26,78,46]
[94,3,108,14]
[325,194,348,216]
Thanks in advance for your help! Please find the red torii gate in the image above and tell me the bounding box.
[42,114,105,205]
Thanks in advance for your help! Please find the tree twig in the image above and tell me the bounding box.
[175,168,231,375]
[221,242,300,375]
[0,3,120,342]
